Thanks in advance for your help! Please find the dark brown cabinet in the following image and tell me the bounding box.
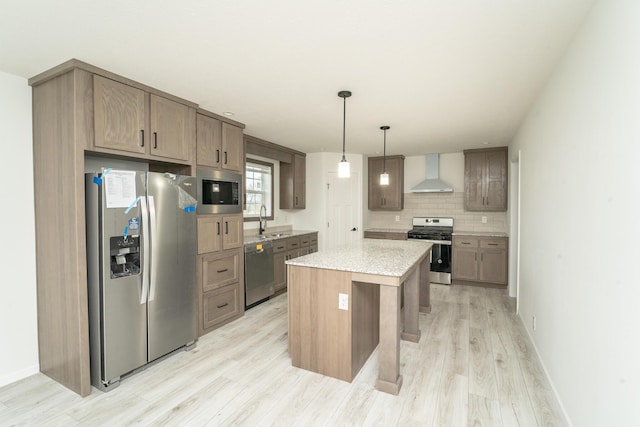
[280,154,306,209]
[452,235,508,287]
[464,147,508,211]
[368,155,404,211]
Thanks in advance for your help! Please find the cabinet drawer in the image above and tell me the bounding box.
[454,237,479,248]
[202,283,240,330]
[287,237,301,250]
[480,238,507,249]
[300,234,311,247]
[272,239,288,253]
[310,234,318,245]
[200,250,240,292]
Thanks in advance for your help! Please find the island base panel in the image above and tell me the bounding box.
[402,267,420,343]
[375,375,403,395]
[377,284,402,393]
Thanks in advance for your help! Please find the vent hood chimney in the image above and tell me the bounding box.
[410,153,454,193]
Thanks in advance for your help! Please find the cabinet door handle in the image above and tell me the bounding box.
[295,196,298,206]
[216,302,229,309]
[140,129,145,147]
[217,222,220,235]
[216,268,228,273]
[462,242,471,245]
[216,149,220,163]
[488,243,498,246]
[153,132,158,149]
[277,246,285,250]
[224,151,228,164]
[225,221,229,234]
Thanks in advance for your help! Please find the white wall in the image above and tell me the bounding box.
[510,1,640,425]
[0,71,39,386]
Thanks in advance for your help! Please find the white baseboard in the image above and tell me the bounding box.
[516,313,573,427]
[0,365,40,388]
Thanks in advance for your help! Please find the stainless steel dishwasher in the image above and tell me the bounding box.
[244,241,275,308]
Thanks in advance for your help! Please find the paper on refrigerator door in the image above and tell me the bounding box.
[104,170,137,208]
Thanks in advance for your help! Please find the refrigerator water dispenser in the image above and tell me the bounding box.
[109,236,140,278]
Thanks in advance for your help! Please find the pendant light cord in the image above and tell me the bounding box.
[383,128,387,173]
[342,95,347,161]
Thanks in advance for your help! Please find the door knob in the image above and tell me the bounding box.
[350,227,357,231]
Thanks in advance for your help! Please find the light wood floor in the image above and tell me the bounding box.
[0,284,567,426]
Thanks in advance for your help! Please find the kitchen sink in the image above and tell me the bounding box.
[270,232,290,237]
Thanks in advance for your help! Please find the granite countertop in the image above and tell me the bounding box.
[286,238,432,277]
[243,229,317,245]
[364,228,411,234]
[453,231,509,238]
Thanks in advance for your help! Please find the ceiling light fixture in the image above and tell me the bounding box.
[380,125,390,186]
[337,90,352,178]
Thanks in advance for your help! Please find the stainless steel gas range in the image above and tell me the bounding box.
[407,217,453,285]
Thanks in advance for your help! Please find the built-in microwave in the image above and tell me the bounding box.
[196,167,242,214]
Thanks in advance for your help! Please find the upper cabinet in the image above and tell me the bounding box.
[149,94,193,161]
[280,153,306,209]
[196,112,244,172]
[93,75,147,155]
[93,75,195,163]
[368,155,404,211]
[463,147,508,212]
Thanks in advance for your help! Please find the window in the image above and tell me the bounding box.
[244,159,274,221]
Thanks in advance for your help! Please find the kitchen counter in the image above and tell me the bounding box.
[287,238,432,395]
[453,231,509,237]
[287,238,428,277]
[243,229,317,245]
[363,227,411,234]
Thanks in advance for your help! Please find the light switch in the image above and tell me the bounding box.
[338,293,349,310]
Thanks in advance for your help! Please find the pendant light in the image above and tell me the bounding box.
[380,125,390,186]
[337,90,352,178]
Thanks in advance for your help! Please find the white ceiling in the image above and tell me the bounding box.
[0,0,595,156]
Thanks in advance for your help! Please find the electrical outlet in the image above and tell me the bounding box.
[395,215,400,222]
[481,216,487,224]
[338,293,349,310]
[533,315,537,331]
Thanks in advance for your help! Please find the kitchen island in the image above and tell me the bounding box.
[286,239,432,395]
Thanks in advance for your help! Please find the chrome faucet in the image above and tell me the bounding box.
[258,205,267,235]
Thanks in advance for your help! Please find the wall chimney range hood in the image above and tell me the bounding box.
[410,153,454,193]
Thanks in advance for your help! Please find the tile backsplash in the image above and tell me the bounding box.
[367,192,508,233]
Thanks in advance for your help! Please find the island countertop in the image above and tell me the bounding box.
[286,238,431,278]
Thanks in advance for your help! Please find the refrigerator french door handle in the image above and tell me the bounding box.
[148,195,158,302]
[140,197,150,304]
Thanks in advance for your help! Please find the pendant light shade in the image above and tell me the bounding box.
[337,90,352,178]
[380,125,390,186]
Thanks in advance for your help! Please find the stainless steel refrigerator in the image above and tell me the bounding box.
[85,170,197,391]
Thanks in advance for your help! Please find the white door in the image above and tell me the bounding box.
[325,171,361,250]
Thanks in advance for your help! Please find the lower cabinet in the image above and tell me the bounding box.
[273,232,318,294]
[452,235,508,287]
[273,241,287,293]
[201,283,242,332]
[197,248,244,336]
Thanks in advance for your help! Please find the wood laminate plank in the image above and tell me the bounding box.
[469,327,499,400]
[468,393,502,427]
[0,286,569,426]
